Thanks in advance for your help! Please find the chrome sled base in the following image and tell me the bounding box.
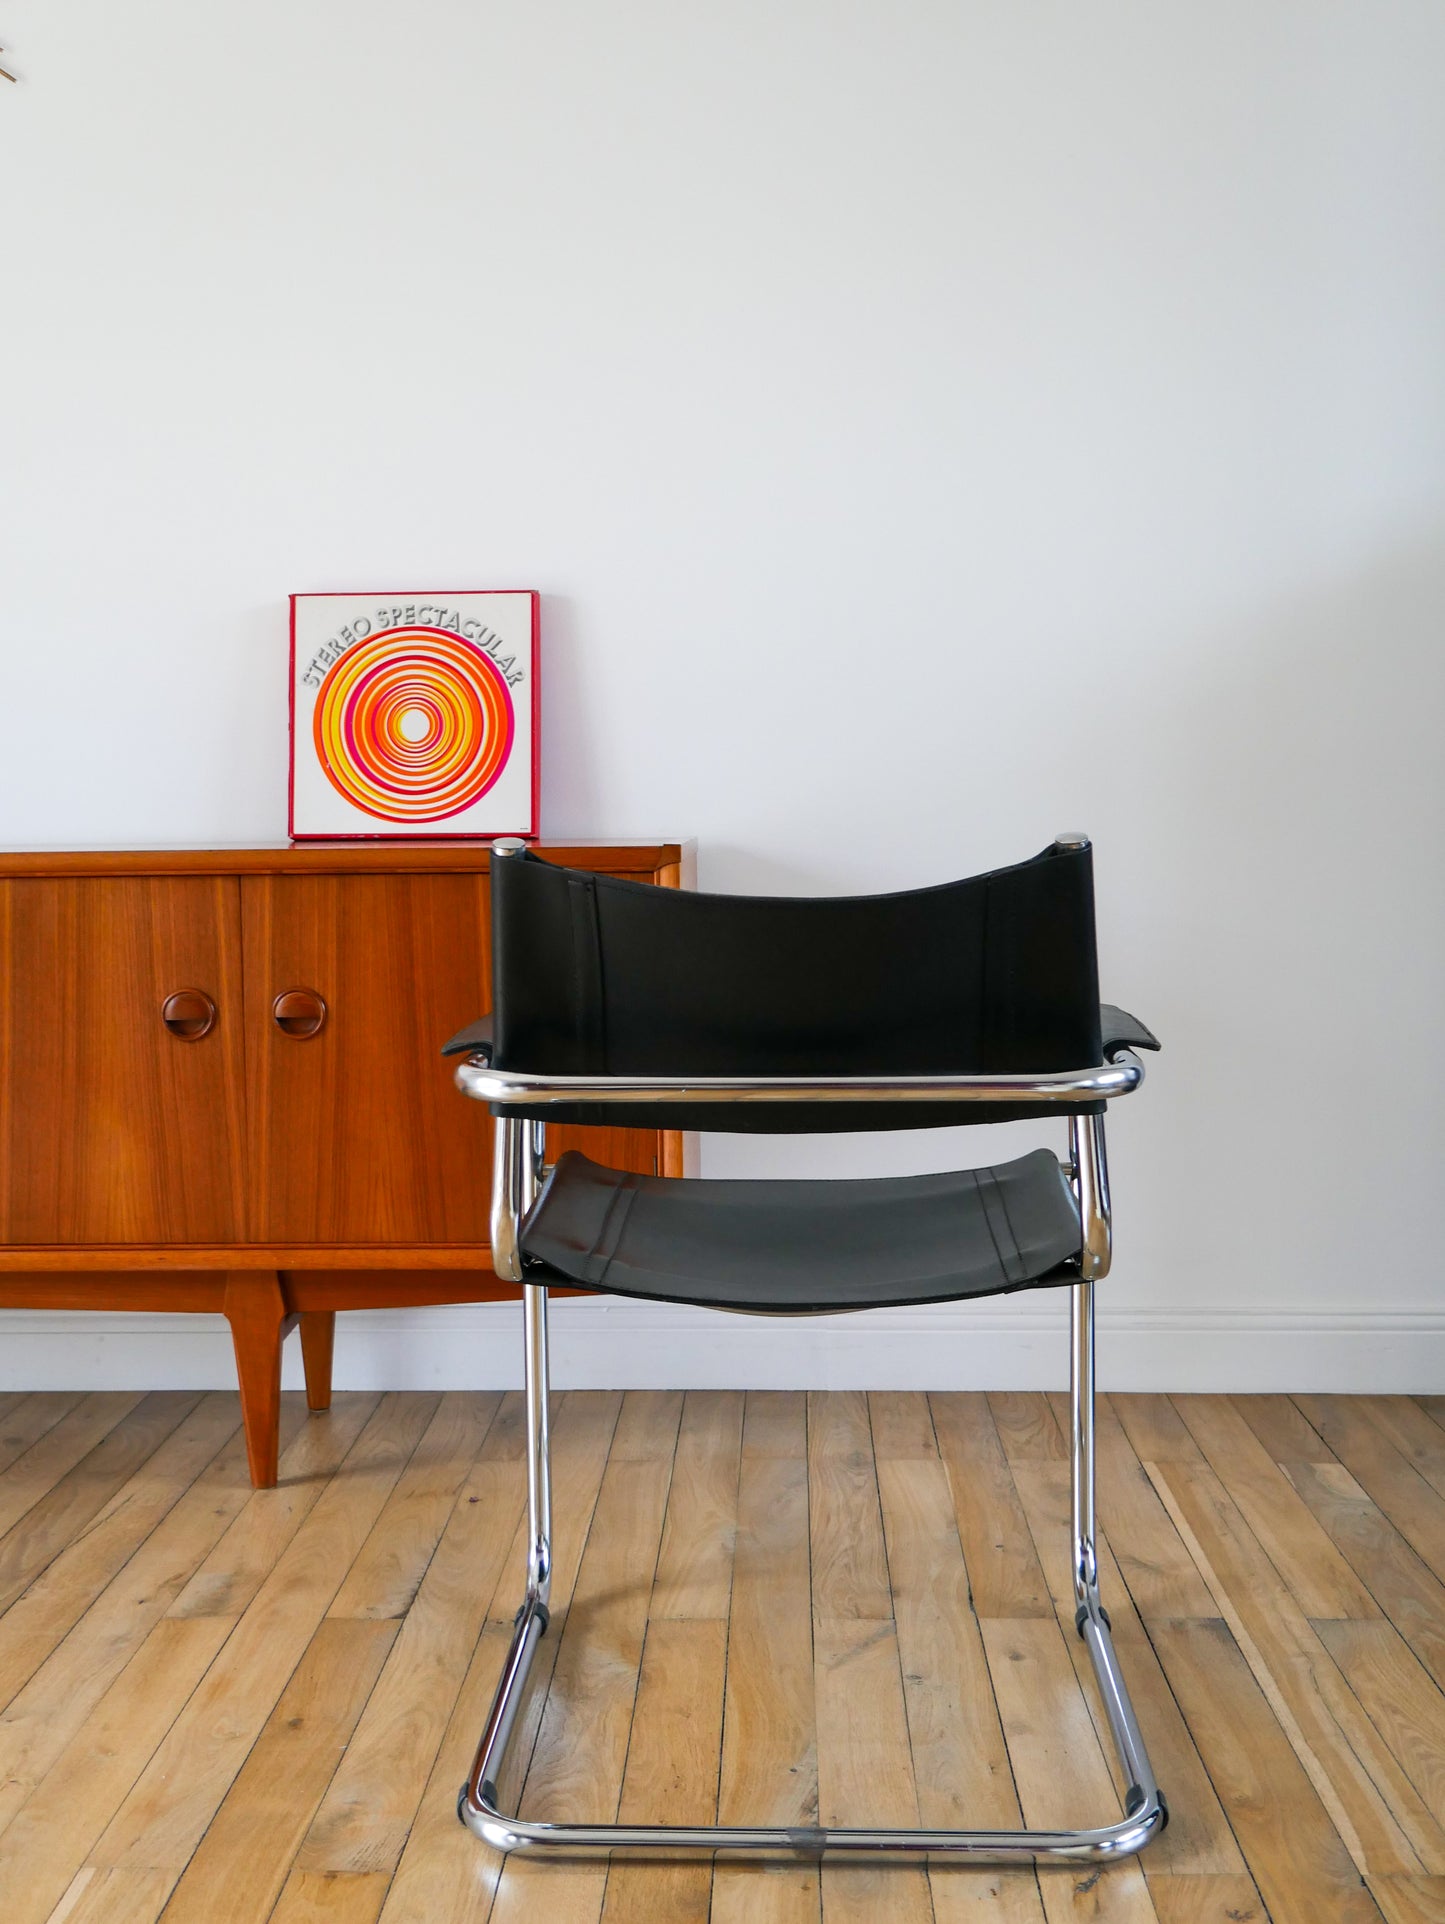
[458,1265,1166,1863]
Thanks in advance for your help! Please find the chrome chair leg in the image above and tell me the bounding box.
[1068,1274,1161,1830]
[459,1119,1166,1861]
[1072,1276,1100,1604]
[465,1278,553,1807]
[1070,1109,1105,1612]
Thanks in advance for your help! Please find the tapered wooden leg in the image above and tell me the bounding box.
[299,1311,336,1412]
[223,1271,296,1488]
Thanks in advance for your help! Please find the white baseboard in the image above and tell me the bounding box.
[1,1300,1442,1394]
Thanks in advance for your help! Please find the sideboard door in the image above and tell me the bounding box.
[0,877,247,1243]
[241,873,495,1245]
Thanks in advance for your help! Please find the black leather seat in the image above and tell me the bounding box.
[522,1145,1083,1312]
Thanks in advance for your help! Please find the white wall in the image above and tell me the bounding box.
[2,1,1443,1391]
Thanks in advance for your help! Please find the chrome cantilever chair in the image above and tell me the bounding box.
[444,833,1165,1864]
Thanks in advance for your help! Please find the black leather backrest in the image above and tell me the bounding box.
[489,843,1102,1133]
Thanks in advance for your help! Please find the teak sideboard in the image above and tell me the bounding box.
[0,842,686,1483]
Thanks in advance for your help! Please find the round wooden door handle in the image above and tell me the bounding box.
[161,989,217,1040]
[272,988,327,1039]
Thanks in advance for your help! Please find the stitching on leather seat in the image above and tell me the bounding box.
[586,1171,641,1286]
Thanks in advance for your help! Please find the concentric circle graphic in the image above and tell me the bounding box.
[312,626,515,822]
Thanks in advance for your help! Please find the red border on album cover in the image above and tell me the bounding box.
[287,590,541,843]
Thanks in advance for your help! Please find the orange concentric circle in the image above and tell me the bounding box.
[312,627,515,822]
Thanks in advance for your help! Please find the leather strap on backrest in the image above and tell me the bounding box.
[565,870,606,1071]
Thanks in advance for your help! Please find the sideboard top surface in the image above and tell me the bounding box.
[0,841,685,879]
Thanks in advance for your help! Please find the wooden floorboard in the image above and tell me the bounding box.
[0,1391,1438,1921]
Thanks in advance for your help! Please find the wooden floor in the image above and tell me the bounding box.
[2,1391,1445,1923]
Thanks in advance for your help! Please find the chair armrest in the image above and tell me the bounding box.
[455,1053,1146,1107]
[447,1014,1153,1071]
[441,1015,494,1060]
[1101,1005,1160,1055]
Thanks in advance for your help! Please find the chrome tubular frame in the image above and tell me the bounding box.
[457,1097,1166,1864]
[457,1053,1145,1110]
